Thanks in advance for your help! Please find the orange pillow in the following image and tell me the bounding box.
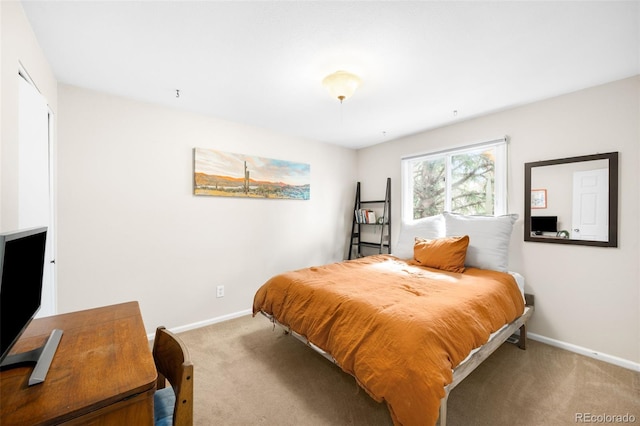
[412,235,469,273]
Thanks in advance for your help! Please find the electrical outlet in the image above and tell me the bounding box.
[216,285,224,298]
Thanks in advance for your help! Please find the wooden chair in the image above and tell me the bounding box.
[152,326,194,426]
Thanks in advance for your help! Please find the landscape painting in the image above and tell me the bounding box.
[193,148,310,200]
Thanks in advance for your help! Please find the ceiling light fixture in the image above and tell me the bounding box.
[322,70,361,103]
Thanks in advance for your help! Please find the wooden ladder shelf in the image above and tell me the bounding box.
[349,178,391,259]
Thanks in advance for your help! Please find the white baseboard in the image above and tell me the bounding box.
[147,308,253,340]
[150,314,640,373]
[528,332,640,372]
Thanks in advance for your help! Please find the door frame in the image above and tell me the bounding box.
[18,63,56,316]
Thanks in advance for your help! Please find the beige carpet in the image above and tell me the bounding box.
[176,315,639,426]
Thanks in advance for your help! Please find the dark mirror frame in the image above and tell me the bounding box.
[524,152,618,247]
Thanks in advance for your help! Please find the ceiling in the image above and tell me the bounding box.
[21,1,639,149]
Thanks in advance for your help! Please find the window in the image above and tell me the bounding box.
[401,139,508,221]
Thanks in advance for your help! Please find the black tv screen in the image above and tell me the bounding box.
[531,216,558,234]
[0,227,47,364]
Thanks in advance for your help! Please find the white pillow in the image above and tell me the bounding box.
[443,212,518,272]
[394,214,445,259]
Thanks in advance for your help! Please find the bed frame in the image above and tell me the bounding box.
[260,293,534,426]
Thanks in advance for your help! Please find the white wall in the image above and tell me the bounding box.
[3,0,358,339]
[1,1,57,230]
[57,85,357,333]
[356,76,640,365]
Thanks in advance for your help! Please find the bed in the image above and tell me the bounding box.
[252,212,534,426]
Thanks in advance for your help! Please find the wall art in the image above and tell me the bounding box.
[531,188,547,209]
[194,147,310,200]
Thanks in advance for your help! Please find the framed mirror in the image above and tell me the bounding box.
[524,152,618,247]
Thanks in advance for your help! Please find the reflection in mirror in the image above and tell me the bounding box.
[532,159,608,240]
[524,152,618,247]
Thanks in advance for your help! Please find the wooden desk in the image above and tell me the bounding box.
[0,302,157,425]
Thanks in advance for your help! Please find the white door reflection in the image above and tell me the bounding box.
[572,168,608,241]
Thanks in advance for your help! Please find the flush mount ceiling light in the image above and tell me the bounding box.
[322,70,361,103]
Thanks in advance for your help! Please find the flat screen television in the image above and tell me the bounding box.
[0,226,63,385]
[531,216,558,235]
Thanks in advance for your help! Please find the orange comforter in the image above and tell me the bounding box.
[252,255,525,426]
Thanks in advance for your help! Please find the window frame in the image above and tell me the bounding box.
[401,138,508,222]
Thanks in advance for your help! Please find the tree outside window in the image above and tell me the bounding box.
[402,141,507,221]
